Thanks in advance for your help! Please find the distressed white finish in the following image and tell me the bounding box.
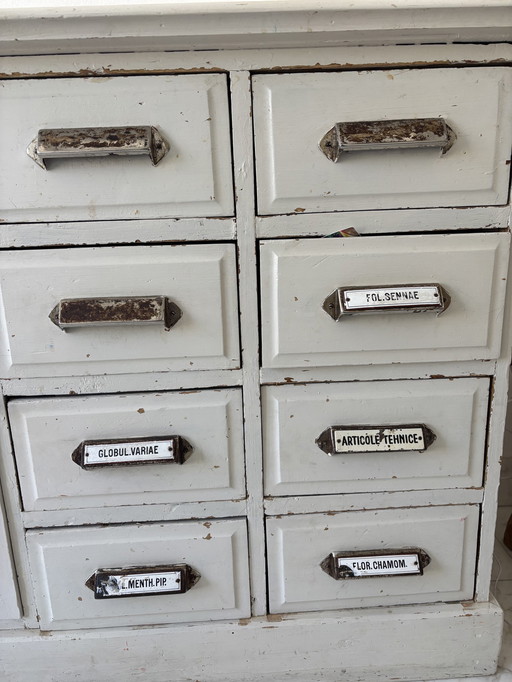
[0,217,236,248]
[0,74,234,222]
[0,497,20,622]
[21,500,248,529]
[253,68,512,214]
[0,601,502,682]
[230,71,268,616]
[26,519,250,630]
[264,488,484,516]
[266,505,480,613]
[263,377,489,495]
[9,389,245,510]
[0,7,510,682]
[0,368,244,396]
[260,358,496,386]
[256,206,511,238]
[260,232,509,368]
[0,244,240,377]
[0,43,510,79]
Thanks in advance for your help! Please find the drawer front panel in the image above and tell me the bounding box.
[0,244,240,378]
[0,74,234,222]
[266,505,479,613]
[253,67,512,214]
[263,377,489,496]
[26,519,250,630]
[260,232,509,368]
[9,389,245,511]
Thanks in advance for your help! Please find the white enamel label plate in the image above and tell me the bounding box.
[336,553,422,577]
[83,440,175,465]
[343,286,440,310]
[333,427,425,453]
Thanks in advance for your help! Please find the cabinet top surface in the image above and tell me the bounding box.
[1,0,509,16]
[0,0,510,56]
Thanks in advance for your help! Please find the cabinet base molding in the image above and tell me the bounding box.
[0,600,502,682]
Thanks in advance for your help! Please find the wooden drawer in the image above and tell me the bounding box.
[266,505,479,613]
[0,74,233,223]
[9,388,245,511]
[253,67,512,215]
[260,232,509,368]
[26,519,250,630]
[0,244,240,378]
[263,377,489,496]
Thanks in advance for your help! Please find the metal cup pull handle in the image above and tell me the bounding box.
[319,118,456,163]
[86,564,201,599]
[321,548,431,580]
[323,284,450,321]
[27,126,170,169]
[72,435,193,469]
[316,424,436,456]
[49,296,182,331]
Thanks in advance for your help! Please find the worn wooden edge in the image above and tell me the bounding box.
[264,489,484,516]
[0,600,503,681]
[0,43,511,79]
[21,500,249,529]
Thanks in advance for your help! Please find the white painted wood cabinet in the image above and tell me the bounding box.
[0,74,234,221]
[253,68,512,213]
[0,2,511,681]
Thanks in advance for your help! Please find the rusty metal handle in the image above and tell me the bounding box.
[49,296,182,331]
[319,118,456,163]
[27,126,169,169]
[86,564,201,599]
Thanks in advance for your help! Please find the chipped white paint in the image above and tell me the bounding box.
[0,3,510,681]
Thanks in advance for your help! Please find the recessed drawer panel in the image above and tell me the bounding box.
[263,378,489,496]
[26,519,250,630]
[0,74,233,222]
[0,244,240,378]
[253,67,512,214]
[9,389,245,511]
[266,505,479,613]
[260,232,509,368]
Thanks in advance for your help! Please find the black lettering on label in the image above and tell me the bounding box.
[354,561,371,571]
